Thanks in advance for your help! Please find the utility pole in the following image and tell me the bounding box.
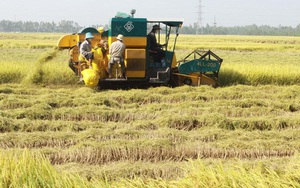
[196,0,204,35]
[14,15,16,33]
[214,16,217,27]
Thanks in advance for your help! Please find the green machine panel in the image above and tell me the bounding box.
[179,59,221,75]
[109,18,147,37]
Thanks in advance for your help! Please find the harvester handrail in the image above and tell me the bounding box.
[178,50,223,64]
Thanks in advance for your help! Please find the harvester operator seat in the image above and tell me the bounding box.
[149,49,160,64]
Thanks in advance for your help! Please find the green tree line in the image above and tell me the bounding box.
[0,20,82,33]
[1,19,300,36]
[181,23,300,36]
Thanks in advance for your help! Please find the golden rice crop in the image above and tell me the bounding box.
[1,33,300,186]
[1,33,300,85]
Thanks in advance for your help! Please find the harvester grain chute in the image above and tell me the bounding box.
[57,11,223,88]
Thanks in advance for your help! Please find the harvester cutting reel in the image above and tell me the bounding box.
[171,50,223,87]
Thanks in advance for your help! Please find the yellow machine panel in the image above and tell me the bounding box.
[125,49,146,78]
[57,33,102,48]
[171,53,178,68]
[57,34,77,48]
[109,37,147,48]
[126,48,146,59]
[125,70,146,78]
[78,34,85,43]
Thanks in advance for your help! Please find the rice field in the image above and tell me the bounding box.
[0,32,300,187]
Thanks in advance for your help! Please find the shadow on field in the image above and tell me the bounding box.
[97,81,165,91]
[95,69,249,90]
[218,69,248,86]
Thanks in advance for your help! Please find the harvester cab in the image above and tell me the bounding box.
[146,19,184,84]
[57,11,223,88]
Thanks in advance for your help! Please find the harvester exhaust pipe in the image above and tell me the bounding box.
[131,9,136,18]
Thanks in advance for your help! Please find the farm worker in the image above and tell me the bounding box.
[80,32,94,69]
[147,24,166,64]
[95,39,109,73]
[108,34,126,78]
[68,45,79,75]
[96,39,108,55]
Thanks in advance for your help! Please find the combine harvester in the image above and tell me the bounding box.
[57,11,223,88]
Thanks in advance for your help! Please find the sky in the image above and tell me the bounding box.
[0,0,299,27]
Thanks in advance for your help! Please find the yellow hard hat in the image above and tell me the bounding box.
[97,27,105,34]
